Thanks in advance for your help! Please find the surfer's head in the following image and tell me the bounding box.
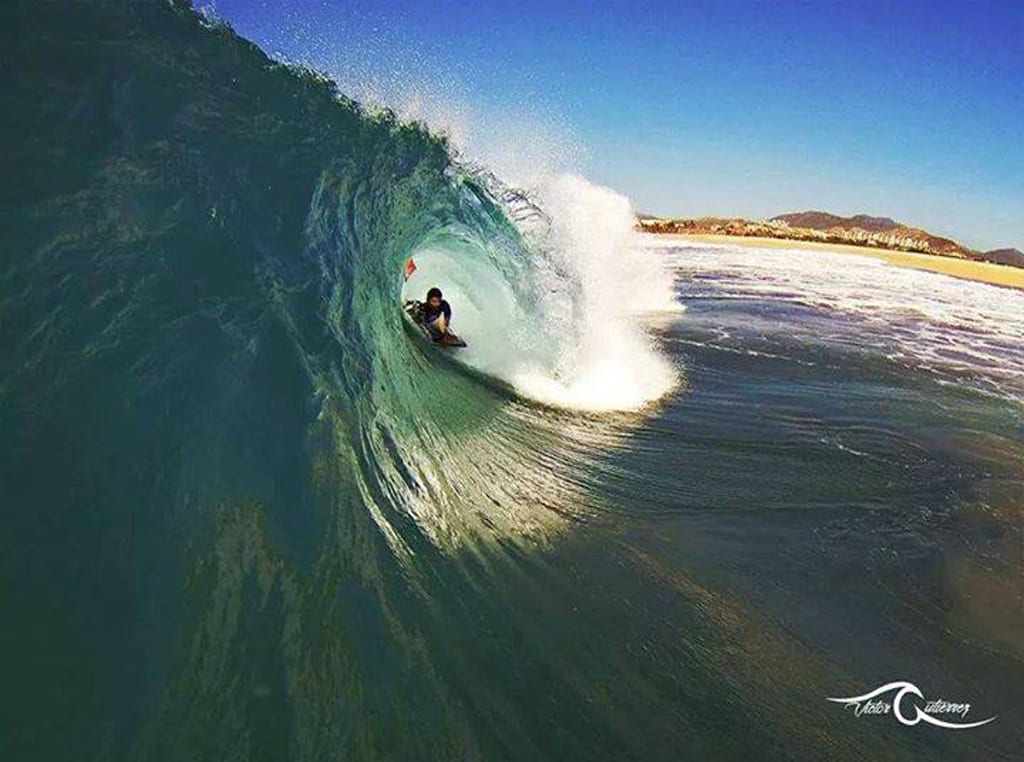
[426,287,443,308]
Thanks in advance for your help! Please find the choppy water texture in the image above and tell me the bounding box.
[2,3,1022,760]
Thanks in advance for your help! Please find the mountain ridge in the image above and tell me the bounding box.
[636,211,1022,269]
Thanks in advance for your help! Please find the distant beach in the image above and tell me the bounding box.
[653,233,1024,291]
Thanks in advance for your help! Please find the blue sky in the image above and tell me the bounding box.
[213,0,1023,250]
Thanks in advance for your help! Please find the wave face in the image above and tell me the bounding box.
[0,2,674,759]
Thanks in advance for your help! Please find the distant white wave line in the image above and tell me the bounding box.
[660,240,1024,402]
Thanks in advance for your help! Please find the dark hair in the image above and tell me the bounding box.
[426,287,443,300]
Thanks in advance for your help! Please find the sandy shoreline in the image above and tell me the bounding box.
[649,233,1024,291]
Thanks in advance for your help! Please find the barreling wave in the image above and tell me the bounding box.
[1,4,677,756]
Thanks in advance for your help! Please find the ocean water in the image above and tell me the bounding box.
[2,2,1022,761]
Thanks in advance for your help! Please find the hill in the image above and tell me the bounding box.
[982,248,1024,267]
[771,211,899,233]
[637,211,1022,269]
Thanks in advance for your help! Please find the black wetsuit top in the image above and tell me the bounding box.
[422,299,451,324]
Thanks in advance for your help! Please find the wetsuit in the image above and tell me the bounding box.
[422,299,451,328]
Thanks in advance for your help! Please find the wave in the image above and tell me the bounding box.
[205,1,680,412]
[3,4,673,754]
[0,0,674,610]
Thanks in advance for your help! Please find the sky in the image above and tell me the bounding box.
[211,0,1023,250]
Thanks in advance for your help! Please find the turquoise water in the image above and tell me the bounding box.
[2,3,1022,760]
